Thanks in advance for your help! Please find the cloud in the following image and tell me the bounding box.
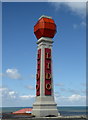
[54,91,61,97]
[0,87,18,98]
[60,88,66,92]
[1,0,87,18]
[56,87,81,94]
[26,85,35,90]
[6,69,22,80]
[55,94,86,106]
[48,1,86,17]
[55,83,64,86]
[73,21,86,29]
[64,2,86,17]
[1,87,35,107]
[68,89,80,94]
[20,95,35,99]
[0,87,7,92]
[8,91,17,98]
[1,69,36,80]
[1,86,86,107]
[68,94,86,102]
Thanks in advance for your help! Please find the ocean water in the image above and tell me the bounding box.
[0,106,87,117]
[57,106,87,116]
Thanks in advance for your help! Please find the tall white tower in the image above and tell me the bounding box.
[32,15,59,117]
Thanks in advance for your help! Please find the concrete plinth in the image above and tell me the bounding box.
[32,96,59,117]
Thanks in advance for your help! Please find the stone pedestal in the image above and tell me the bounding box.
[32,96,58,117]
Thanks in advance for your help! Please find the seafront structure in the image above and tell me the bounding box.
[32,15,59,117]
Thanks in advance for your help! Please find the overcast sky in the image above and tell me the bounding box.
[0,1,86,107]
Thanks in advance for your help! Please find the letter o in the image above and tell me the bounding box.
[46,83,51,90]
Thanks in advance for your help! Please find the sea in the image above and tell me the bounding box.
[0,106,87,118]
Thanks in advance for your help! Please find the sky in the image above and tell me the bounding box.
[0,1,86,107]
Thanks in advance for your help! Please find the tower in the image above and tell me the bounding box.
[32,15,59,117]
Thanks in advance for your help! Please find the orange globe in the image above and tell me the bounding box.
[34,16,56,39]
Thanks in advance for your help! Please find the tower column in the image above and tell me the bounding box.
[32,15,59,117]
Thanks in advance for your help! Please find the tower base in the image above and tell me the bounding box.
[32,96,60,117]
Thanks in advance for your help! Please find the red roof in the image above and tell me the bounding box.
[13,108,32,114]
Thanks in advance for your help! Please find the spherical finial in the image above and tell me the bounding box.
[34,15,56,39]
